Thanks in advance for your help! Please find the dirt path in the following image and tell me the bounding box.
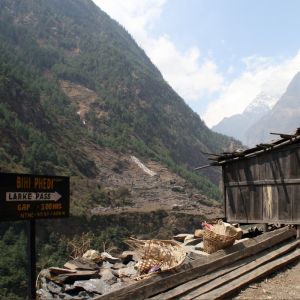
[234,259,300,299]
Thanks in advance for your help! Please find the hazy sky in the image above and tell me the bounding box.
[92,0,300,127]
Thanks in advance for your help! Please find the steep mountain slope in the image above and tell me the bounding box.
[245,72,300,146]
[212,93,278,145]
[0,0,240,207]
[0,2,239,298]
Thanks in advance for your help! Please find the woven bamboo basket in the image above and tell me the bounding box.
[125,238,186,279]
[202,229,238,254]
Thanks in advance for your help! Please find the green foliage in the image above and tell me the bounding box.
[0,2,236,297]
[37,232,69,270]
[0,223,27,300]
[89,189,108,206]
[0,0,241,193]
[161,158,222,200]
[22,130,58,174]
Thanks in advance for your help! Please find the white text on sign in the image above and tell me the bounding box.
[6,192,61,201]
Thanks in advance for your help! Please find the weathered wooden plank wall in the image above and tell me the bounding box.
[224,144,300,224]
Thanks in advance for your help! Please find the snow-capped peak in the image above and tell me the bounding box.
[244,92,279,114]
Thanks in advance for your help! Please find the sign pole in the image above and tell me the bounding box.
[27,219,36,300]
[0,173,70,299]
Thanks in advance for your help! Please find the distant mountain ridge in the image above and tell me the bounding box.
[212,92,279,145]
[245,71,300,146]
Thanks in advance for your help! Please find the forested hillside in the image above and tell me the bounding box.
[0,0,239,183]
[0,0,241,298]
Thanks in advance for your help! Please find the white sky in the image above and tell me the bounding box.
[92,0,300,127]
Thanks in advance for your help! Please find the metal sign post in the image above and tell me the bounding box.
[27,220,36,300]
[0,173,70,299]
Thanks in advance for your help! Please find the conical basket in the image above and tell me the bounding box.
[125,238,186,279]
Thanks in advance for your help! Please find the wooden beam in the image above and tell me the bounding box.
[194,164,218,170]
[256,143,273,149]
[195,248,300,300]
[270,132,297,139]
[181,239,300,299]
[149,262,247,299]
[95,227,296,300]
[201,151,220,156]
[208,157,219,161]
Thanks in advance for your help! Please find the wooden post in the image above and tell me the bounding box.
[222,166,227,222]
[27,220,36,300]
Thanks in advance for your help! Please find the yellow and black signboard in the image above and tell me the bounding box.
[0,173,69,221]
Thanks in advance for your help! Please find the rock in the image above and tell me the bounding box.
[171,186,185,193]
[49,267,77,275]
[235,227,243,239]
[40,277,49,291]
[64,258,99,271]
[111,262,126,270]
[74,278,110,294]
[101,252,121,264]
[111,269,120,277]
[82,250,102,263]
[184,238,202,246]
[47,280,62,294]
[120,276,135,284]
[38,269,52,281]
[102,261,114,269]
[194,242,204,250]
[120,251,139,262]
[78,291,96,299]
[117,265,137,278]
[110,281,129,292]
[173,234,191,242]
[126,261,136,267]
[63,284,81,292]
[59,290,95,300]
[36,288,55,299]
[99,268,117,285]
[56,293,80,300]
[58,293,81,300]
[183,234,195,243]
[54,270,99,284]
[119,251,134,264]
[194,229,204,238]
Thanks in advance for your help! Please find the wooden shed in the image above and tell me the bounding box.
[201,129,300,225]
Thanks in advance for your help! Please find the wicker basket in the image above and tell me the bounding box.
[202,229,237,254]
[125,238,186,279]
